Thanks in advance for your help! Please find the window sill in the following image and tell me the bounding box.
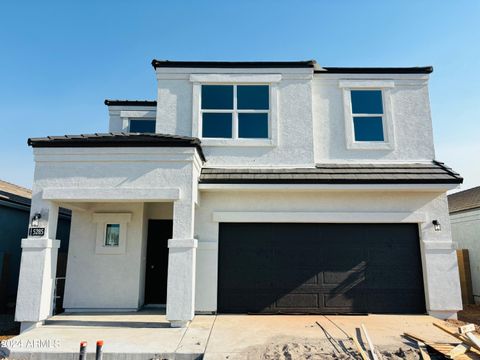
[347,141,394,151]
[200,138,275,147]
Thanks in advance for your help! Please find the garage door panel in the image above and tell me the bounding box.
[276,293,319,308]
[218,223,425,314]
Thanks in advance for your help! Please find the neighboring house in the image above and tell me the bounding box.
[0,180,70,313]
[449,186,480,304]
[15,60,463,333]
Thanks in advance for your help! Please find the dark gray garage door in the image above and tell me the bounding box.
[218,223,425,314]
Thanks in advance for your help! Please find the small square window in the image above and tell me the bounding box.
[351,90,383,114]
[202,113,233,138]
[201,85,233,110]
[237,85,269,110]
[353,117,384,141]
[351,90,385,142]
[129,120,156,133]
[105,224,120,247]
[238,113,269,138]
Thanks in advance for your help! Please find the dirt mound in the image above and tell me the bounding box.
[245,341,420,360]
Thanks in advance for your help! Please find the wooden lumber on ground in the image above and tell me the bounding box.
[351,334,369,360]
[361,324,379,360]
[448,343,470,358]
[417,341,431,360]
[433,323,480,354]
[466,333,480,353]
[403,332,480,360]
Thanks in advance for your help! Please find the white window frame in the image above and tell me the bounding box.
[339,80,395,150]
[92,213,131,255]
[119,110,157,133]
[127,118,157,133]
[190,74,281,147]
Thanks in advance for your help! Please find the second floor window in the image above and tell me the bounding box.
[129,119,156,133]
[201,85,269,139]
[351,90,385,142]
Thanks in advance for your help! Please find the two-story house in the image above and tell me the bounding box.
[15,60,463,332]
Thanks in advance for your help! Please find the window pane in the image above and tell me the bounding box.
[105,224,120,247]
[237,85,269,110]
[351,90,383,114]
[238,113,269,138]
[353,116,384,141]
[129,120,156,133]
[202,113,232,138]
[201,85,233,109]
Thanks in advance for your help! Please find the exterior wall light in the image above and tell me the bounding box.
[432,220,441,231]
[31,213,41,227]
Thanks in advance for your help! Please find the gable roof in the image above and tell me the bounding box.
[27,133,206,162]
[448,186,480,214]
[200,161,462,185]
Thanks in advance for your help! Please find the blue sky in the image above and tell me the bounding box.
[1,0,479,191]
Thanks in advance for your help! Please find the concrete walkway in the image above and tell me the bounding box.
[0,312,458,360]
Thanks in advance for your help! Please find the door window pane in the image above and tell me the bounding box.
[105,224,120,247]
[238,113,269,138]
[353,117,384,141]
[201,85,233,110]
[202,113,232,138]
[351,90,383,114]
[237,85,269,110]
[129,120,156,133]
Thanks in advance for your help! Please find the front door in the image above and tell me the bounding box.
[144,220,172,304]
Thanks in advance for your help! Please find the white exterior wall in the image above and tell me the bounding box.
[312,73,435,162]
[155,67,315,167]
[450,208,480,303]
[194,189,461,317]
[108,105,157,132]
[64,203,146,310]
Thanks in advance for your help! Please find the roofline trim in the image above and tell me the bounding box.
[315,66,433,74]
[104,100,157,107]
[151,60,317,69]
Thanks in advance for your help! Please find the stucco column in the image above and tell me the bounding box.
[420,208,462,319]
[15,194,60,333]
[166,200,197,327]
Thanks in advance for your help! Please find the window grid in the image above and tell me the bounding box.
[350,89,385,142]
[200,84,270,139]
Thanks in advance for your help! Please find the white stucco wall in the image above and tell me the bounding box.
[108,105,157,132]
[194,189,461,317]
[155,67,316,167]
[450,208,480,304]
[312,73,435,162]
[64,203,146,310]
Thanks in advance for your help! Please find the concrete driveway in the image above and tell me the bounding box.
[1,311,458,359]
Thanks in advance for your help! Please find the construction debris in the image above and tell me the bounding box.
[404,321,480,360]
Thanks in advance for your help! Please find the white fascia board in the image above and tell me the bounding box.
[120,110,156,118]
[42,188,180,202]
[189,74,282,83]
[33,147,198,163]
[338,79,395,88]
[198,183,458,192]
[213,211,426,224]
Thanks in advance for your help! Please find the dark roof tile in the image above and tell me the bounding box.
[200,162,462,184]
[28,133,205,162]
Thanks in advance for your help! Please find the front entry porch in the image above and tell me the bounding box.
[15,140,204,332]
